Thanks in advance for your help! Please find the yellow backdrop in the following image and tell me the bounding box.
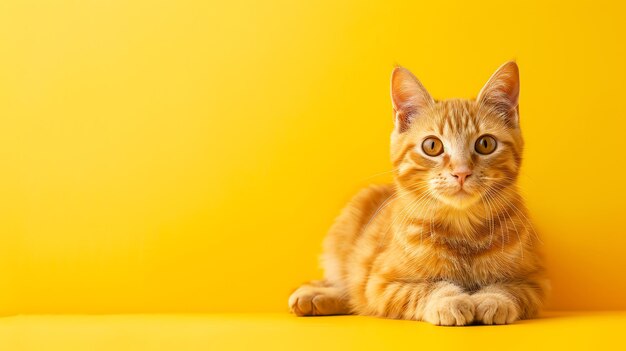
[1,0,625,315]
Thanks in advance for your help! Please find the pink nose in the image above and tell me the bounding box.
[452,169,472,186]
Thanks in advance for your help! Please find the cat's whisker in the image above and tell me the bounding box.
[428,194,437,241]
[480,187,506,252]
[421,197,437,245]
[390,187,435,236]
[483,185,540,243]
[412,190,438,244]
[377,187,431,246]
[480,193,494,247]
[398,190,435,251]
[370,188,421,248]
[489,188,543,245]
[400,187,437,242]
[361,169,398,181]
[483,185,524,259]
[478,184,497,246]
[383,196,421,241]
[364,181,431,231]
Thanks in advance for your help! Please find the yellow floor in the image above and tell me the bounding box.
[1,312,624,350]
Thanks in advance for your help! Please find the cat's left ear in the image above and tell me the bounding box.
[477,61,520,126]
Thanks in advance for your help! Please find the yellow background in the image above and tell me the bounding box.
[1,0,625,315]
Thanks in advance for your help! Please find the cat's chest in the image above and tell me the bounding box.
[395,242,517,288]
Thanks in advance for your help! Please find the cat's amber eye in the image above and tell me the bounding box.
[475,135,497,155]
[422,137,444,156]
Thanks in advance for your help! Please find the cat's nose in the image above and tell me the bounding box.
[451,169,472,186]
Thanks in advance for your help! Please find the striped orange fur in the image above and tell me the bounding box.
[289,62,548,325]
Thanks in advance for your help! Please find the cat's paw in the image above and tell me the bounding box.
[289,286,316,316]
[289,285,346,316]
[423,293,475,326]
[471,292,519,325]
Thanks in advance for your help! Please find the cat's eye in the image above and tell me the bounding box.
[475,135,497,155]
[421,137,444,156]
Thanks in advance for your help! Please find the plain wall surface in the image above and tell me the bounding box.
[1,0,625,313]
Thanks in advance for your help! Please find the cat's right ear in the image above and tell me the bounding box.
[391,66,434,133]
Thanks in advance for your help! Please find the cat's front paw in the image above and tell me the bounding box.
[471,292,519,325]
[423,293,474,326]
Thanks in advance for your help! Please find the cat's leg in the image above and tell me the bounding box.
[289,280,350,316]
[471,279,547,324]
[289,185,393,317]
[360,277,474,326]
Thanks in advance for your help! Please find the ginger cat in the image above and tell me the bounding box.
[289,62,547,326]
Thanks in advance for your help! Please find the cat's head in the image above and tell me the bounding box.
[390,62,523,209]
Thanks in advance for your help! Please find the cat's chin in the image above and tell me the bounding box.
[438,190,481,210]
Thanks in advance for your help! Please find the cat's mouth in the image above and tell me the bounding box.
[436,187,481,209]
[452,188,473,197]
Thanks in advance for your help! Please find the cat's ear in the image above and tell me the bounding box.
[391,66,434,133]
[477,61,520,126]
